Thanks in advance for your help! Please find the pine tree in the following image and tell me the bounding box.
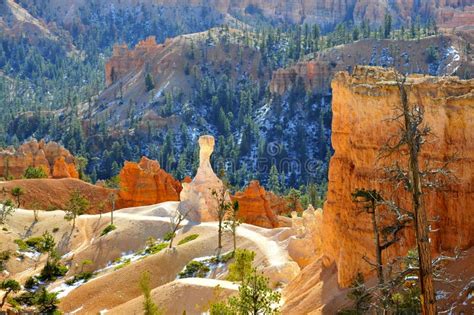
[145,73,155,92]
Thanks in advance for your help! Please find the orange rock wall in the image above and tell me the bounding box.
[0,139,78,179]
[231,180,279,228]
[322,66,474,287]
[116,156,182,208]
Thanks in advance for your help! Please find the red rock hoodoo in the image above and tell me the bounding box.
[322,66,474,287]
[0,139,78,179]
[231,180,279,228]
[116,156,182,208]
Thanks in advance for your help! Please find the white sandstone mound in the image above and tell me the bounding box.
[178,135,228,222]
[287,205,323,267]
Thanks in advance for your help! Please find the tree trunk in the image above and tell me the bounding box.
[218,221,222,249]
[400,83,436,315]
[371,200,384,286]
[233,227,237,253]
[1,289,11,307]
[111,200,115,225]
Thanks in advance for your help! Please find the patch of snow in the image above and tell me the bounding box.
[50,279,85,299]
[17,250,41,260]
[153,81,170,101]
[70,306,83,314]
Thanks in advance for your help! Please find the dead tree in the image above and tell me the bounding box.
[168,209,189,249]
[352,188,413,311]
[211,187,232,252]
[379,73,457,315]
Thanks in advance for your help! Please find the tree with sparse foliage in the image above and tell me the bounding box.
[226,249,255,282]
[228,269,281,314]
[212,187,232,251]
[0,279,21,308]
[11,186,24,208]
[33,287,59,313]
[224,201,240,253]
[342,272,372,314]
[64,191,89,228]
[168,209,189,248]
[140,271,162,315]
[0,199,14,224]
[381,74,439,314]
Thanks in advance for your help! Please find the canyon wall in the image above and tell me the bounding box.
[270,32,471,96]
[322,66,474,287]
[0,139,78,179]
[49,0,474,29]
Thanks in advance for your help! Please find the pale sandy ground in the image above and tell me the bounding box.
[111,278,239,315]
[1,202,300,314]
[4,203,471,314]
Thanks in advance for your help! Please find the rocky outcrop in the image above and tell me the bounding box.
[287,205,323,268]
[231,180,279,228]
[116,156,182,208]
[178,135,227,222]
[105,36,162,86]
[270,32,471,96]
[0,139,78,179]
[322,66,474,287]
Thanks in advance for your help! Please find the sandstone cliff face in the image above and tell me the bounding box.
[117,156,182,208]
[231,180,279,228]
[0,139,78,179]
[323,66,474,287]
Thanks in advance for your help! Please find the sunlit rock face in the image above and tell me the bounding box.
[178,135,226,222]
[287,205,323,268]
[0,139,78,179]
[232,180,280,228]
[322,66,474,287]
[117,156,181,208]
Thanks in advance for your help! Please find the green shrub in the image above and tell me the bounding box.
[209,251,234,264]
[179,260,210,278]
[14,239,29,251]
[52,227,59,233]
[144,242,168,255]
[25,236,44,250]
[163,231,175,241]
[226,249,255,282]
[101,224,117,236]
[178,234,199,245]
[23,166,48,179]
[38,259,68,282]
[0,250,11,271]
[65,271,94,285]
[114,258,131,270]
[24,276,39,290]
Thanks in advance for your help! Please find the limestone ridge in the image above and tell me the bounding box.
[178,135,227,222]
